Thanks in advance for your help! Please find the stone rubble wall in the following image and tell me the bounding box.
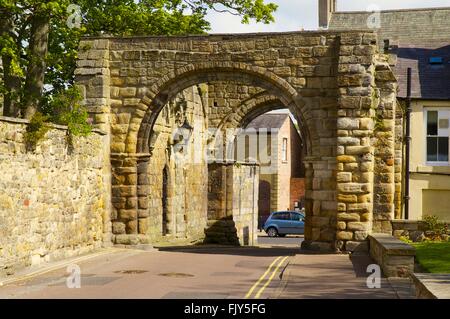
[0,117,109,277]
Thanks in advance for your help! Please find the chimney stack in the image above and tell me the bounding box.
[319,0,337,29]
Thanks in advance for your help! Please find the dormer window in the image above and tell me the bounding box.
[429,57,443,65]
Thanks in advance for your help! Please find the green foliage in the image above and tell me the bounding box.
[24,112,50,149]
[1,0,277,114]
[373,113,385,131]
[422,215,448,240]
[46,86,92,137]
[399,236,413,244]
[24,86,92,149]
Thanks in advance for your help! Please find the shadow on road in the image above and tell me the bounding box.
[155,245,300,257]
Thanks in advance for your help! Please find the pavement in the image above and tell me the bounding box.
[275,252,404,299]
[0,235,414,299]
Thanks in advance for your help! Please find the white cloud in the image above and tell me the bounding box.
[206,0,450,33]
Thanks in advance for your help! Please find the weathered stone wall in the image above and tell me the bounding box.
[0,117,109,277]
[207,82,266,129]
[230,163,259,246]
[112,86,209,244]
[372,57,398,234]
[206,161,259,246]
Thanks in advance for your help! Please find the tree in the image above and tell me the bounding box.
[0,0,278,119]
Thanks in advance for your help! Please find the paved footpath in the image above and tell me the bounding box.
[276,252,406,299]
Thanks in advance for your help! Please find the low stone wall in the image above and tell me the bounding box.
[392,219,450,242]
[0,116,110,277]
[392,220,426,241]
[368,233,416,278]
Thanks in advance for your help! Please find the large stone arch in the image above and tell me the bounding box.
[74,31,398,251]
[133,63,309,155]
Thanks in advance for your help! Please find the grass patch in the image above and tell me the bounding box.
[412,242,450,273]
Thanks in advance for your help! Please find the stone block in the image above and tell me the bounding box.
[337,231,354,240]
[337,118,359,130]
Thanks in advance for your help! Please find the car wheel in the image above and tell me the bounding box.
[267,227,278,238]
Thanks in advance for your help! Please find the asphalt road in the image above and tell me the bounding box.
[257,233,304,247]
[0,241,299,299]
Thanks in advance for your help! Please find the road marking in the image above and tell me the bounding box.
[254,256,289,299]
[245,256,281,299]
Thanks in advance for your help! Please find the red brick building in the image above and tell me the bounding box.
[236,113,306,228]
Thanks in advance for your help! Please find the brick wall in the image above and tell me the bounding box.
[290,178,306,210]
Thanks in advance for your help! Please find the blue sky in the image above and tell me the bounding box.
[206,0,450,33]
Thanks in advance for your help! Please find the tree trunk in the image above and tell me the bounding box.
[0,9,22,117]
[2,55,22,117]
[23,12,49,119]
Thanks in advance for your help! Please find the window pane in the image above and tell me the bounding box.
[427,137,438,161]
[272,213,281,220]
[282,138,288,161]
[438,137,449,162]
[427,111,438,135]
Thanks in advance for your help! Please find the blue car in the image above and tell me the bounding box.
[263,211,305,237]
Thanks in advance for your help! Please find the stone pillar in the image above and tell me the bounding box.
[335,32,378,252]
[111,153,151,245]
[372,59,398,232]
[137,155,152,235]
[75,39,111,133]
[302,156,337,251]
[75,38,112,245]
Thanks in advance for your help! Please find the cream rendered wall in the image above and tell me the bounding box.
[409,100,450,222]
[275,117,291,212]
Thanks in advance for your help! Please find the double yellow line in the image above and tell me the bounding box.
[245,256,288,299]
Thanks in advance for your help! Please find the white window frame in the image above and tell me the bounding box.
[425,107,450,166]
[281,137,288,162]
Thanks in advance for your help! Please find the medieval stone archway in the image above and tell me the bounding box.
[75,31,398,251]
[132,69,310,246]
